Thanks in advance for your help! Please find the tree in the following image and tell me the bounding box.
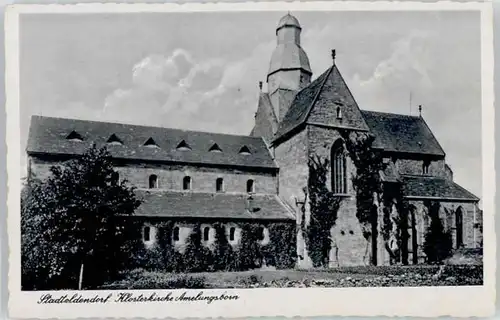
[21,145,142,290]
[423,202,453,264]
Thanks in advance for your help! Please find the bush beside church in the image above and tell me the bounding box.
[121,219,297,273]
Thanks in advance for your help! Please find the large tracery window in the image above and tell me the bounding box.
[331,139,347,194]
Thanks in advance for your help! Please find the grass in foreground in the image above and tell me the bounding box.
[100,264,483,289]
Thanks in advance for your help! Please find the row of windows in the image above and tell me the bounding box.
[148,175,255,193]
[143,225,266,243]
[66,131,252,155]
[111,172,257,193]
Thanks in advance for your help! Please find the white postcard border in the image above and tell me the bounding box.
[6,1,496,318]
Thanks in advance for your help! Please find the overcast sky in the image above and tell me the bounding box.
[18,10,482,198]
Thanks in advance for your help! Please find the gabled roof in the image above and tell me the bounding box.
[134,190,294,221]
[402,175,479,201]
[361,110,445,157]
[273,65,369,144]
[27,116,277,170]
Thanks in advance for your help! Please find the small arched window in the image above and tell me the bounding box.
[203,227,210,241]
[143,226,151,242]
[336,106,342,120]
[229,227,236,241]
[246,179,255,193]
[422,160,430,175]
[257,226,265,241]
[149,174,158,189]
[331,139,347,194]
[183,176,191,190]
[111,172,119,185]
[216,178,224,192]
[173,227,180,242]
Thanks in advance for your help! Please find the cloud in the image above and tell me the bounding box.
[102,40,274,135]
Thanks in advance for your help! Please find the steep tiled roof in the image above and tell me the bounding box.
[27,116,277,169]
[361,111,445,157]
[273,67,331,142]
[134,190,294,221]
[273,65,370,144]
[402,175,479,201]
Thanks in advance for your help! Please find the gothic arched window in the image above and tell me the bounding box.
[456,207,464,248]
[331,139,347,194]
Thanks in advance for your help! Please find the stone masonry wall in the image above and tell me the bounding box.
[29,156,278,195]
[396,158,447,178]
[308,125,368,266]
[273,129,308,266]
[408,200,479,263]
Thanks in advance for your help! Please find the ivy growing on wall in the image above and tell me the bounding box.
[423,201,453,264]
[122,220,295,273]
[338,130,386,240]
[304,155,341,268]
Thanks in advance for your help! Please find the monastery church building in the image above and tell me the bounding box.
[27,13,481,268]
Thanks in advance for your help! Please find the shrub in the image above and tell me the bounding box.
[424,202,453,264]
[212,223,236,271]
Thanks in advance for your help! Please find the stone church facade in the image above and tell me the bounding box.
[26,13,481,268]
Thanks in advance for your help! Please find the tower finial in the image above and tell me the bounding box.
[258,81,263,91]
[331,49,336,64]
[418,105,422,117]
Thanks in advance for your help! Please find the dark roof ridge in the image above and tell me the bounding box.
[302,66,334,123]
[400,174,443,179]
[30,115,263,140]
[418,115,447,158]
[361,109,421,119]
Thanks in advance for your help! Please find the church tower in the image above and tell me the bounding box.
[267,13,312,122]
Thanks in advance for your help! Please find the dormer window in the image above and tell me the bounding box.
[66,130,83,142]
[107,134,123,145]
[239,145,251,155]
[177,140,191,151]
[144,137,159,148]
[209,143,223,153]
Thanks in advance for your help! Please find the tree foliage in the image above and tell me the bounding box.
[21,145,142,290]
[339,130,386,239]
[305,155,341,267]
[423,201,453,264]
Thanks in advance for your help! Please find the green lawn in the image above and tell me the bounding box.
[100,264,483,289]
